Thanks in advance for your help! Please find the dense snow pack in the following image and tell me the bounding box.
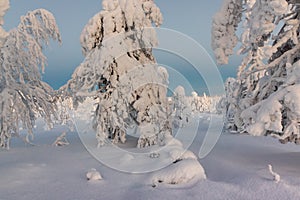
[2,114,300,200]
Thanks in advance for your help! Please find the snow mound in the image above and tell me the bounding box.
[86,168,102,181]
[169,149,198,161]
[152,158,206,187]
[152,136,206,187]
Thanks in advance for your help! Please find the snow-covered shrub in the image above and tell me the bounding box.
[0,1,61,149]
[212,0,300,143]
[63,0,171,147]
[152,159,206,186]
[152,136,206,186]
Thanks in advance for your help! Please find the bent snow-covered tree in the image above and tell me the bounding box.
[0,1,61,149]
[212,0,300,144]
[64,0,171,147]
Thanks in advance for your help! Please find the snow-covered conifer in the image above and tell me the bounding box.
[0,2,61,149]
[172,86,190,128]
[64,0,170,147]
[212,0,300,143]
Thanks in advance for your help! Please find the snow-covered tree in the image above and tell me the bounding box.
[212,0,300,143]
[189,91,221,114]
[169,88,221,127]
[63,0,171,147]
[0,1,61,149]
[172,86,190,128]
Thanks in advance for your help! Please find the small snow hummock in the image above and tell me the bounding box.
[151,158,206,187]
[151,137,206,187]
[268,164,280,183]
[86,168,102,181]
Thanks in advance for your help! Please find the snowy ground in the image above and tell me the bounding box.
[1,114,300,200]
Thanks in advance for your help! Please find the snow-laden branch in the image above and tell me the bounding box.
[211,0,242,65]
[0,0,9,26]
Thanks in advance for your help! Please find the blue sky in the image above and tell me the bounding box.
[4,0,240,95]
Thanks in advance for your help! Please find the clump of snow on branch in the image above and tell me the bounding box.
[0,4,61,149]
[63,0,170,148]
[211,0,242,65]
[213,0,300,144]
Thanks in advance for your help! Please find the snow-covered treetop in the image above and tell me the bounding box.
[0,0,9,25]
[191,91,198,98]
[0,0,9,45]
[211,0,242,65]
[174,86,186,98]
[80,0,163,56]
[2,9,61,86]
[18,9,61,49]
[212,0,292,65]
[65,0,163,95]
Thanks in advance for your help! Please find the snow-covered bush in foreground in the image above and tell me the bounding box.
[212,0,300,144]
[152,159,206,186]
[152,136,206,187]
[63,0,170,148]
[0,1,61,149]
